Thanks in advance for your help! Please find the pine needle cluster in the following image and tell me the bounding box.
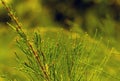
[1,0,120,81]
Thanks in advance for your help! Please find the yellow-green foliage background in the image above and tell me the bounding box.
[0,0,120,81]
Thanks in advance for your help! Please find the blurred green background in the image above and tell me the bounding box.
[0,0,120,80]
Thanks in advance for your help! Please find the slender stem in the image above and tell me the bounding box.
[1,0,50,80]
[28,43,50,81]
[1,0,21,29]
